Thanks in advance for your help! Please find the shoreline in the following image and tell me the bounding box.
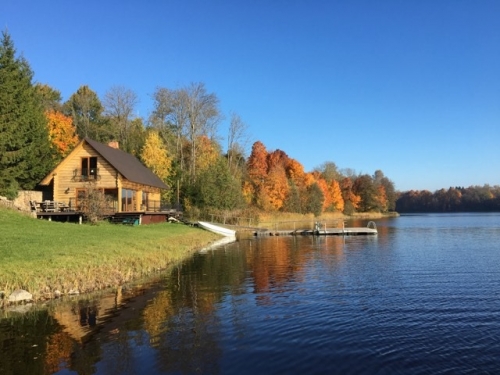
[0,206,397,310]
[0,206,220,309]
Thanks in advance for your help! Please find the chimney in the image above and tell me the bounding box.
[108,141,119,149]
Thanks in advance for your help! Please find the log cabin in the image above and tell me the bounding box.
[38,138,169,214]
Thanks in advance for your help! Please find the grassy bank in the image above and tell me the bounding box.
[0,206,219,303]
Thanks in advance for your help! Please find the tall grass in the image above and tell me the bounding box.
[0,206,219,302]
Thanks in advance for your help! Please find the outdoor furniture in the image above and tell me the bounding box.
[42,201,56,212]
[29,200,39,212]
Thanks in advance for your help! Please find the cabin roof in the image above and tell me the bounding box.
[40,138,168,190]
[84,138,168,189]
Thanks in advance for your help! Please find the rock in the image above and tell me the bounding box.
[8,289,33,303]
[54,290,62,298]
[6,303,33,314]
[68,289,80,295]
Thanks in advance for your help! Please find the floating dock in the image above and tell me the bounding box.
[253,221,378,236]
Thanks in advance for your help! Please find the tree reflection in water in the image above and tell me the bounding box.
[1,236,344,374]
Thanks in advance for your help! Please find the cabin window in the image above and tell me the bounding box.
[81,157,98,179]
[104,189,118,211]
[122,189,135,212]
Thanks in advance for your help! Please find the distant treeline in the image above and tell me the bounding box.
[396,185,500,213]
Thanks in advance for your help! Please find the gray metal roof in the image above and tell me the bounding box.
[85,138,168,190]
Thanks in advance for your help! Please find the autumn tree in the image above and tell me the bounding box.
[341,177,361,214]
[329,180,344,212]
[45,110,79,159]
[316,177,332,212]
[196,136,220,174]
[140,131,171,182]
[246,141,269,205]
[373,170,396,211]
[0,31,54,198]
[264,165,289,211]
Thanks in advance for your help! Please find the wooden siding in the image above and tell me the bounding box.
[51,143,118,205]
[42,140,165,213]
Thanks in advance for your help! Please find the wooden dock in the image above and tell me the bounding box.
[253,221,378,237]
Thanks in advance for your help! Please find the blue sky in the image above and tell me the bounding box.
[2,0,499,192]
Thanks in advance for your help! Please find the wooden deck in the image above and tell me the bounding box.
[254,227,377,236]
[32,200,183,225]
[253,222,378,236]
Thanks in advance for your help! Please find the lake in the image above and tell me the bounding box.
[1,213,500,374]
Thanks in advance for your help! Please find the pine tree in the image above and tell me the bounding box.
[0,31,54,198]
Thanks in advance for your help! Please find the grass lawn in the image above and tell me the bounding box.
[0,206,219,301]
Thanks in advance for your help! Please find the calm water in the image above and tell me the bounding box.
[1,213,500,374]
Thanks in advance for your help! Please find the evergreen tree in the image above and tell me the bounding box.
[0,31,54,198]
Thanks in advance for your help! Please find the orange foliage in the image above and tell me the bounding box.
[341,177,361,210]
[329,180,345,212]
[303,172,316,188]
[43,332,74,374]
[45,110,79,157]
[316,178,332,212]
[264,165,289,210]
[266,149,289,172]
[247,141,268,184]
[285,158,305,182]
[375,185,388,211]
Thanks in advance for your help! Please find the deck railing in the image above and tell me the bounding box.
[72,168,101,182]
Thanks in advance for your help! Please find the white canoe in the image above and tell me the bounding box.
[198,221,236,237]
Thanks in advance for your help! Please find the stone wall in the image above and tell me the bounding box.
[0,190,43,212]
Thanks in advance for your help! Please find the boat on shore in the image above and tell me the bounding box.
[198,221,236,237]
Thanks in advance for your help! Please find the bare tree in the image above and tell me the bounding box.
[150,82,221,183]
[227,112,250,176]
[80,181,114,224]
[185,82,221,181]
[103,86,138,153]
[150,87,189,175]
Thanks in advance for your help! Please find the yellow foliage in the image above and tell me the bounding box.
[141,131,171,181]
[196,136,219,172]
[242,180,254,205]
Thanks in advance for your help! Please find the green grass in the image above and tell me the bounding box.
[0,206,219,301]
